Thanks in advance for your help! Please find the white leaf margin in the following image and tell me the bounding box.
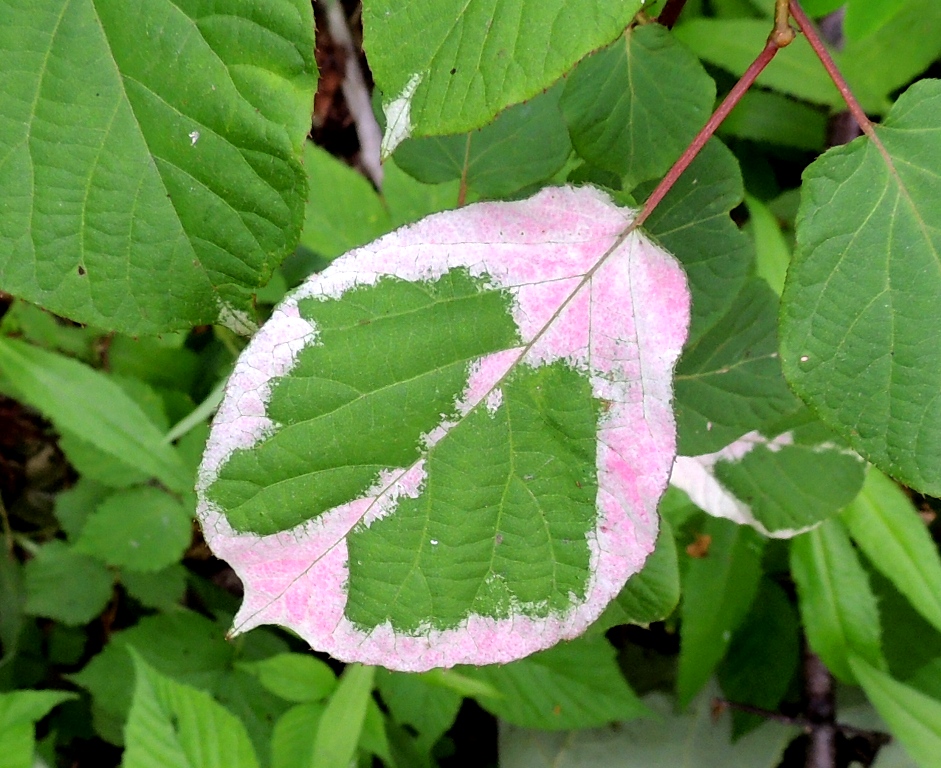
[196,185,690,670]
[669,431,862,539]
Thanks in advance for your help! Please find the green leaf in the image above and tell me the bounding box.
[799,0,845,13]
[382,159,463,225]
[844,0,908,41]
[419,668,501,700]
[0,690,75,768]
[641,139,751,346]
[0,0,316,335]
[0,552,25,670]
[375,670,462,754]
[718,579,800,736]
[838,2,941,110]
[720,90,827,152]
[107,335,200,395]
[843,469,941,636]
[121,565,188,610]
[69,610,239,743]
[0,690,75,730]
[673,278,801,456]
[363,0,644,145]
[851,656,941,768]
[393,84,571,198]
[466,636,649,730]
[673,19,840,107]
[711,425,866,534]
[745,194,791,296]
[301,144,462,260]
[53,479,111,541]
[311,664,375,768]
[561,24,715,188]
[498,681,796,768]
[790,519,886,683]
[237,654,337,704]
[905,657,941,704]
[23,541,113,626]
[0,301,100,363]
[74,486,192,572]
[677,517,764,707]
[270,702,324,768]
[270,697,392,768]
[867,566,941,682]
[359,699,395,766]
[677,6,941,114]
[0,338,190,492]
[301,144,395,259]
[58,431,151,489]
[780,80,941,496]
[123,653,259,768]
[593,517,680,631]
[214,668,294,766]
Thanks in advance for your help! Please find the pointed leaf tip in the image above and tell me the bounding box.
[197,185,691,670]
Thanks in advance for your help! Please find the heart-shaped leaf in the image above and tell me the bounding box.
[197,186,690,670]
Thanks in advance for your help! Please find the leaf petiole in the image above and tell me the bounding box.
[635,0,804,227]
[636,38,782,227]
[787,1,879,143]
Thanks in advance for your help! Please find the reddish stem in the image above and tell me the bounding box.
[636,39,780,227]
[656,0,688,29]
[787,1,876,140]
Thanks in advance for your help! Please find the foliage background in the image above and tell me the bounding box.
[1,0,940,766]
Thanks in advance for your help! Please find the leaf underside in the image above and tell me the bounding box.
[197,186,690,670]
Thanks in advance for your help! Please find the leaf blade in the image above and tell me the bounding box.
[123,653,260,768]
[677,517,764,707]
[842,469,941,635]
[851,656,941,768]
[311,664,375,768]
[0,0,316,334]
[781,80,941,496]
[197,186,690,669]
[790,519,886,683]
[364,0,644,144]
[0,338,190,493]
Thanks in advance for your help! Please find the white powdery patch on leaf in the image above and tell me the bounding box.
[669,430,821,538]
[196,185,690,670]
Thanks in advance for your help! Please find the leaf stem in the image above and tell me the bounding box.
[635,38,781,227]
[656,0,688,29]
[787,1,875,141]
